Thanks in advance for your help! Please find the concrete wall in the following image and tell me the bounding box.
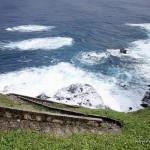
[0,106,105,135]
[9,94,122,127]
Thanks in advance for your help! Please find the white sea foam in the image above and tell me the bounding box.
[108,23,150,59]
[126,23,150,33]
[90,23,150,112]
[2,37,73,50]
[76,51,110,65]
[127,24,150,79]
[6,25,55,32]
[17,59,32,63]
[129,39,150,80]
[107,49,142,59]
[0,62,143,112]
[1,23,150,112]
[107,24,150,82]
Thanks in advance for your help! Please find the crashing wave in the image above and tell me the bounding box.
[6,25,55,32]
[1,37,73,50]
[107,24,150,87]
[126,23,150,33]
[0,62,143,112]
[1,23,150,112]
[75,51,110,65]
[106,49,142,60]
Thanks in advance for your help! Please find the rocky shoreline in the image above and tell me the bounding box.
[37,83,109,109]
[37,83,149,111]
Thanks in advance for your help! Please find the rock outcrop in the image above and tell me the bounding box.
[120,47,127,54]
[53,83,108,109]
[141,91,150,108]
[36,94,50,100]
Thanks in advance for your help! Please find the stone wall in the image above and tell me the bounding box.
[0,106,107,135]
[8,93,122,128]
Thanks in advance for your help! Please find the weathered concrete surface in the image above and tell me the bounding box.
[0,106,120,135]
[8,93,123,127]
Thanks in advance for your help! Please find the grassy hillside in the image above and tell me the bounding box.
[0,94,149,150]
[0,94,35,110]
[0,94,60,113]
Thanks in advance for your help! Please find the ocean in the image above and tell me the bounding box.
[0,0,150,112]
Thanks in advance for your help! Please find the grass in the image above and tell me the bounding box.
[0,94,35,110]
[0,94,79,113]
[0,94,150,149]
[46,101,80,109]
[0,94,58,113]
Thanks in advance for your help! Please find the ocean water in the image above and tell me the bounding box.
[0,0,150,112]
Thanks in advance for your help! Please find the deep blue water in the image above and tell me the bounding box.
[0,0,150,73]
[0,0,150,111]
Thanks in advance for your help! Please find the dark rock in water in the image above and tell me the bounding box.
[121,84,126,88]
[129,107,132,111]
[36,94,50,99]
[120,47,127,54]
[141,91,150,108]
[53,83,108,109]
[141,104,149,108]
[67,85,78,93]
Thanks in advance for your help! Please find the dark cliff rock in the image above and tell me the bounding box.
[120,47,127,54]
[141,91,150,108]
[36,94,50,99]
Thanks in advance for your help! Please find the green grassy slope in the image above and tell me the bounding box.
[0,94,61,113]
[0,94,150,150]
[0,94,35,110]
